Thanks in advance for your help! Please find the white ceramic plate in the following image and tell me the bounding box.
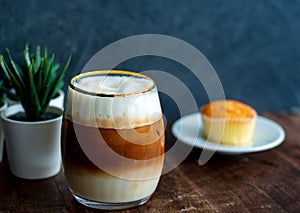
[172,113,285,155]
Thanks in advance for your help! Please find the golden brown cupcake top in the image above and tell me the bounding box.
[201,100,256,119]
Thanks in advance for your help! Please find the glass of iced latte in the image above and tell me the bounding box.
[61,70,164,210]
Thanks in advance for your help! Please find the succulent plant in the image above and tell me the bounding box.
[0,44,71,121]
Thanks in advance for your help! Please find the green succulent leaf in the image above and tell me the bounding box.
[41,55,71,112]
[0,55,24,99]
[5,48,24,87]
[23,44,31,70]
[22,60,41,120]
[34,46,41,73]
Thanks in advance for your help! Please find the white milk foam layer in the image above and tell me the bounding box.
[65,74,162,129]
[74,75,154,95]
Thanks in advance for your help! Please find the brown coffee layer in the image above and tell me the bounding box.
[61,118,164,172]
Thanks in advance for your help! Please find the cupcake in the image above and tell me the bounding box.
[201,100,257,146]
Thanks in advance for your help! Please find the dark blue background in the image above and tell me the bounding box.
[1,0,299,120]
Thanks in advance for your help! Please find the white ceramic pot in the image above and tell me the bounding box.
[7,89,65,109]
[0,102,8,162]
[1,104,63,179]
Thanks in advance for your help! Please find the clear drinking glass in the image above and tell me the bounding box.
[61,70,165,210]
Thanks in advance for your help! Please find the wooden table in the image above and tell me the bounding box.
[1,112,300,212]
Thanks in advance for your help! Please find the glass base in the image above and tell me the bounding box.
[73,194,151,210]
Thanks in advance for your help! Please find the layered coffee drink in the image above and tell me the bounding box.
[61,71,164,210]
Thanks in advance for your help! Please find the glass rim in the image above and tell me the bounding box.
[69,70,156,97]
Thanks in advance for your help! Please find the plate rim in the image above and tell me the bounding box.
[171,113,286,154]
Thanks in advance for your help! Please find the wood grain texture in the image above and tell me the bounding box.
[0,112,300,212]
